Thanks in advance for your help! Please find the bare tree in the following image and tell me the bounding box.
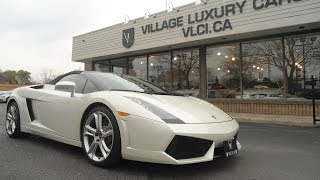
[173,50,199,88]
[40,69,57,84]
[247,36,320,94]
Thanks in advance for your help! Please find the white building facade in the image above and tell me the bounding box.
[72,0,320,115]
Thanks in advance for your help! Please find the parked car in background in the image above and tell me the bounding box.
[207,83,238,98]
[236,87,281,99]
[174,88,199,97]
[0,91,11,103]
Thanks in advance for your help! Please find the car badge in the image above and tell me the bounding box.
[228,139,233,149]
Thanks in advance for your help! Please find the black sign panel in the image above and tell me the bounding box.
[122,28,134,48]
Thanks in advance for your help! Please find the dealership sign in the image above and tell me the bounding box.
[123,0,303,47]
[123,28,135,48]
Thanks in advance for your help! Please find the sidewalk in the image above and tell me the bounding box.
[229,112,320,127]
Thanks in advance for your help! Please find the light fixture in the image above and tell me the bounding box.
[232,57,235,61]
[140,61,143,65]
[295,62,298,66]
[217,68,221,71]
[195,0,207,5]
[167,2,174,12]
[174,57,177,60]
[225,55,228,58]
[124,15,130,24]
[144,9,150,19]
[257,67,260,70]
[261,68,264,71]
[227,70,230,73]
[253,65,256,68]
[145,9,156,19]
[150,63,154,66]
[217,52,221,56]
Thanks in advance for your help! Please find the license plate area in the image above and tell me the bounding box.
[223,139,238,157]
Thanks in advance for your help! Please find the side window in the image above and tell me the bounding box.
[58,74,87,94]
[83,80,99,94]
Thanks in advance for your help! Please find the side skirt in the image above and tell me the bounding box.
[21,125,82,147]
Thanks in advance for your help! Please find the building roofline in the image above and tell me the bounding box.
[73,1,197,38]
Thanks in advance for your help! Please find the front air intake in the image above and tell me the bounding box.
[165,135,213,160]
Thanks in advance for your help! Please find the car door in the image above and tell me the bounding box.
[30,74,88,141]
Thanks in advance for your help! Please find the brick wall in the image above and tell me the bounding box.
[208,99,319,116]
[84,62,92,71]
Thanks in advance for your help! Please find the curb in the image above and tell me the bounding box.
[236,118,320,128]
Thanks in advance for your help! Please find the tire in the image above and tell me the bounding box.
[5,101,21,138]
[81,106,121,167]
[5,97,9,103]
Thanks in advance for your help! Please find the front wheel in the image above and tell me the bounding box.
[81,106,121,167]
[5,101,21,138]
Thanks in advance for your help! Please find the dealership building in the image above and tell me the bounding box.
[72,0,320,116]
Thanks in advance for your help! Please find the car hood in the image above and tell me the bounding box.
[115,92,233,124]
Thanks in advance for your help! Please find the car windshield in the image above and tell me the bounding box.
[88,72,183,96]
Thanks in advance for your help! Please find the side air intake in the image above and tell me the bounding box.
[26,98,35,121]
[165,136,213,160]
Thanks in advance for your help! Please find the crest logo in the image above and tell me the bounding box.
[122,28,134,48]
[228,140,233,149]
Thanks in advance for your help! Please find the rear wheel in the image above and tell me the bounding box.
[6,101,21,138]
[81,106,121,167]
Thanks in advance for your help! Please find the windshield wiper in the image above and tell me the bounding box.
[149,92,169,95]
[109,89,146,93]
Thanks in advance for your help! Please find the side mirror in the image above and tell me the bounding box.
[55,81,76,97]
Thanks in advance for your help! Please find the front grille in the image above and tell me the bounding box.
[165,136,213,160]
[214,147,225,157]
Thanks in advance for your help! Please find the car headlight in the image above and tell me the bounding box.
[125,97,185,124]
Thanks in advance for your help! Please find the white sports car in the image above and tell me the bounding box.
[5,71,241,167]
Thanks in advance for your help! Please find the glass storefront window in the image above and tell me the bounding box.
[94,58,127,74]
[148,53,172,89]
[242,38,284,100]
[92,32,320,100]
[110,59,128,74]
[285,33,320,99]
[207,44,240,98]
[172,49,200,97]
[128,56,147,80]
[94,62,111,72]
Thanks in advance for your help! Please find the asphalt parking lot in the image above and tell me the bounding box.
[0,103,320,180]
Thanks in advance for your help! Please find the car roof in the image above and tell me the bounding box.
[48,71,116,85]
[49,71,83,85]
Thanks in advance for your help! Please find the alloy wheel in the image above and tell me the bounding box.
[83,111,114,162]
[6,105,17,135]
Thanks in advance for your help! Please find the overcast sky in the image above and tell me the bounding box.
[0,0,197,82]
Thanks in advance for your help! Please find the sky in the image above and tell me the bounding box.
[0,0,197,82]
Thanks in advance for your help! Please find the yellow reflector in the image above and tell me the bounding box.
[118,111,130,117]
